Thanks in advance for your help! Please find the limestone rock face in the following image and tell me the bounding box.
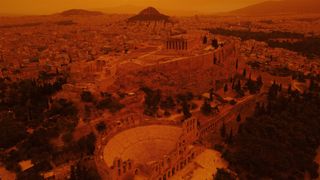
[128,7,170,22]
[231,0,320,15]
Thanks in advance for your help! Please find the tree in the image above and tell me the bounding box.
[227,129,233,144]
[164,111,171,117]
[203,36,208,44]
[309,79,316,92]
[39,71,52,81]
[224,93,320,179]
[96,122,106,133]
[70,161,101,180]
[268,82,280,100]
[201,100,212,115]
[48,99,78,118]
[236,113,241,122]
[242,68,247,77]
[257,75,263,88]
[0,77,72,174]
[235,80,242,93]
[209,88,214,101]
[62,131,73,144]
[236,59,239,70]
[30,56,39,62]
[182,101,192,119]
[237,80,241,91]
[77,133,96,156]
[0,118,27,149]
[160,96,175,110]
[96,95,124,113]
[224,84,228,93]
[212,39,219,49]
[84,105,91,121]
[220,123,226,138]
[214,168,236,180]
[245,78,261,94]
[81,91,94,102]
[254,102,262,116]
[177,92,194,103]
[288,84,292,94]
[141,87,161,116]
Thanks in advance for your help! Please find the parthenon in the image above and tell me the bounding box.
[166,38,188,50]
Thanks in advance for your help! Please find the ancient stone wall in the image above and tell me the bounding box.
[146,117,202,180]
[110,158,135,180]
[116,42,239,95]
[150,146,203,180]
[199,93,259,138]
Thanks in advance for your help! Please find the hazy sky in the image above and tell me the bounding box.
[1,0,268,15]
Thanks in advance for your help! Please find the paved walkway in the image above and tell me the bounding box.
[171,149,227,180]
[0,166,16,180]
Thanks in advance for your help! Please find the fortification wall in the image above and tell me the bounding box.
[116,42,239,94]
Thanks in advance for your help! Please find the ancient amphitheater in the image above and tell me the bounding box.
[98,117,203,180]
[103,125,182,167]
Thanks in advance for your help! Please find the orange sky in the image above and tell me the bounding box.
[0,0,269,15]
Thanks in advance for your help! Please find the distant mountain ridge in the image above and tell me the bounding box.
[95,5,199,16]
[95,5,142,15]
[59,9,104,16]
[231,0,320,15]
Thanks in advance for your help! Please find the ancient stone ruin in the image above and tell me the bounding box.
[102,117,202,179]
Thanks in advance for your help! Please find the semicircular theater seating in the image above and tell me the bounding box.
[103,125,182,167]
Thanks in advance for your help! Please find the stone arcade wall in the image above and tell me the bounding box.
[110,158,135,179]
[116,41,239,95]
[149,117,202,180]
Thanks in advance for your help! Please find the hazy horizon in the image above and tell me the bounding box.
[0,0,271,15]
